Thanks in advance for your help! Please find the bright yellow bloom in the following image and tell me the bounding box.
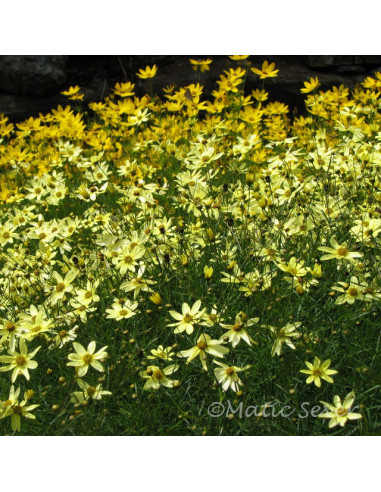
[204,265,213,279]
[319,391,362,428]
[318,238,362,261]
[168,300,206,334]
[140,364,179,390]
[113,81,135,97]
[213,360,251,392]
[136,65,158,79]
[229,55,250,61]
[301,77,320,94]
[300,357,338,387]
[190,58,213,72]
[251,60,279,79]
[0,386,39,432]
[178,334,229,371]
[0,339,40,383]
[67,341,108,377]
[61,85,84,101]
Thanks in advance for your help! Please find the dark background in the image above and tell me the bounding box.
[1,55,380,122]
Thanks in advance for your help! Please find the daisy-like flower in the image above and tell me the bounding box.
[332,276,366,305]
[213,360,251,392]
[319,391,362,428]
[67,341,108,377]
[318,238,362,262]
[136,65,158,79]
[0,386,39,432]
[0,339,40,383]
[300,77,320,94]
[177,334,229,371]
[219,312,259,348]
[49,269,78,305]
[189,58,213,73]
[70,379,112,403]
[140,364,179,391]
[251,60,279,79]
[168,300,206,334]
[147,345,175,361]
[106,298,139,321]
[266,322,302,357]
[300,357,338,387]
[0,318,25,352]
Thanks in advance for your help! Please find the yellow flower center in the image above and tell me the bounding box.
[232,323,243,332]
[312,368,322,377]
[15,355,26,367]
[3,232,10,239]
[153,369,164,380]
[56,283,66,292]
[6,322,15,332]
[226,367,235,375]
[119,309,128,317]
[59,330,67,338]
[183,314,193,323]
[197,340,207,350]
[336,247,348,257]
[87,386,96,396]
[12,405,22,414]
[348,287,358,297]
[85,291,92,299]
[336,406,348,417]
[82,354,93,364]
[123,255,133,264]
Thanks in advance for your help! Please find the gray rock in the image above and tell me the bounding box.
[0,55,68,96]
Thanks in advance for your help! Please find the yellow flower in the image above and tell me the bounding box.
[189,58,213,72]
[204,265,213,279]
[300,357,338,387]
[67,341,108,377]
[300,77,320,94]
[136,65,158,79]
[140,364,179,390]
[177,334,229,371]
[318,238,362,261]
[168,300,206,334]
[113,81,135,97]
[213,360,251,391]
[0,339,40,383]
[219,312,259,348]
[61,85,84,101]
[229,55,250,61]
[251,60,279,79]
[149,292,163,306]
[0,386,39,432]
[319,391,362,428]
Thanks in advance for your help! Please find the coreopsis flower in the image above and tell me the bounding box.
[149,292,162,306]
[251,60,279,79]
[0,318,25,352]
[300,357,338,387]
[49,269,78,305]
[219,312,259,348]
[70,379,112,403]
[300,77,320,94]
[54,327,77,348]
[61,85,84,101]
[136,65,158,79]
[168,300,206,334]
[213,360,251,392]
[177,334,229,371]
[332,276,366,305]
[229,55,250,61]
[203,265,213,279]
[106,298,138,321]
[116,246,145,276]
[140,364,179,391]
[318,238,362,262]
[147,345,175,361]
[74,280,100,306]
[190,58,213,72]
[0,386,39,432]
[276,257,307,277]
[113,81,135,97]
[319,391,362,428]
[120,265,155,299]
[266,322,302,357]
[67,341,108,377]
[0,339,40,382]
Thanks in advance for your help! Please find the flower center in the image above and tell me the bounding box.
[312,368,322,377]
[12,405,22,414]
[232,323,243,332]
[226,367,235,375]
[6,322,15,332]
[337,247,348,257]
[82,354,93,364]
[348,287,358,297]
[197,340,207,350]
[153,369,164,380]
[336,406,348,417]
[183,314,193,323]
[56,283,65,292]
[87,386,96,396]
[15,355,26,367]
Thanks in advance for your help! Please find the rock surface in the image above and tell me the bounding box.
[1,55,381,122]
